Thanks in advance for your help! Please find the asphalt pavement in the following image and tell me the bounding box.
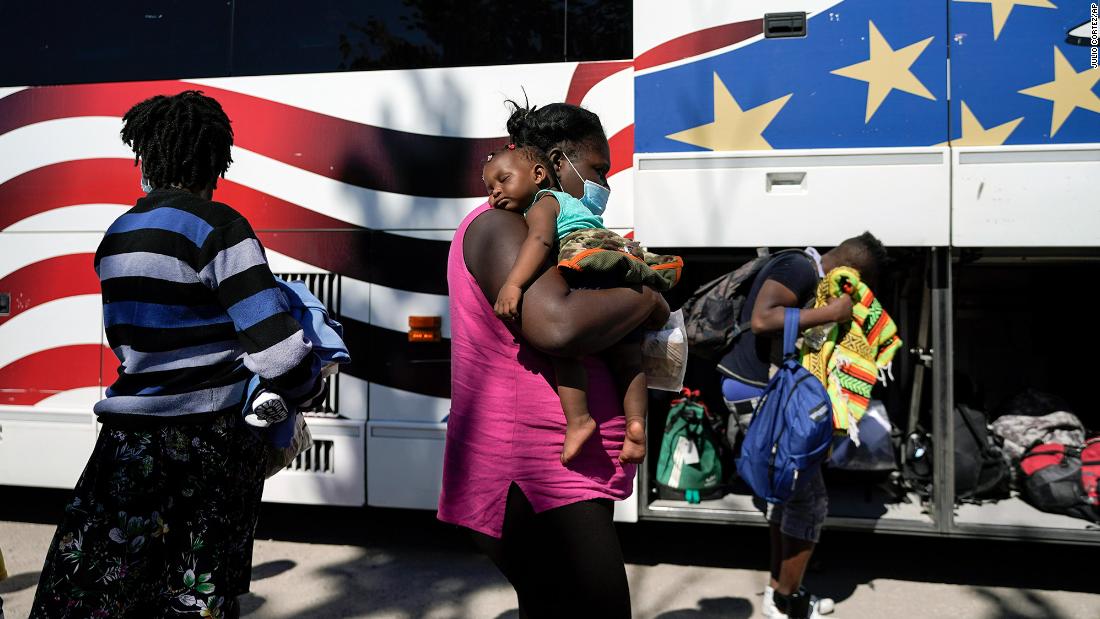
[1,486,1097,619]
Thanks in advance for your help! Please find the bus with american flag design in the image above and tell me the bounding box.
[1,1,1097,544]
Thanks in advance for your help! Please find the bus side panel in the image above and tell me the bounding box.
[260,233,368,506]
[948,3,1100,246]
[362,229,450,510]
[0,232,105,487]
[0,103,132,487]
[633,0,949,248]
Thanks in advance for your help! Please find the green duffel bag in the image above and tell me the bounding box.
[655,388,725,503]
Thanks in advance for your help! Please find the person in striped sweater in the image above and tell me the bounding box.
[32,91,317,619]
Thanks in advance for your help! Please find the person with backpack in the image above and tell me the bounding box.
[719,233,887,619]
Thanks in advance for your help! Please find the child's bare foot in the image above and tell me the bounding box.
[561,414,598,465]
[619,418,647,464]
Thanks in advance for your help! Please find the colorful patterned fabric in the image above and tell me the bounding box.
[801,266,902,434]
[31,411,265,618]
[556,228,683,291]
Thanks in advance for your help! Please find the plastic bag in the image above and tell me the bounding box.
[643,309,688,392]
[264,412,313,479]
[828,400,896,472]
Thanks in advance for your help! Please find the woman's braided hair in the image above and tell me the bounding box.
[505,99,605,158]
[120,90,234,191]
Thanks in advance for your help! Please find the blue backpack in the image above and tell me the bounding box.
[736,308,833,503]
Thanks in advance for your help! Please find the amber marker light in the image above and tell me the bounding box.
[408,316,443,342]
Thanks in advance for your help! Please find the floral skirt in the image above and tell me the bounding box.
[31,411,266,618]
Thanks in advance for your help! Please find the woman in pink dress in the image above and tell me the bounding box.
[438,102,668,618]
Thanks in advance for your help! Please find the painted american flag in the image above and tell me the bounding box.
[0,61,635,419]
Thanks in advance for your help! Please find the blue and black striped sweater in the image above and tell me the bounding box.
[93,188,316,420]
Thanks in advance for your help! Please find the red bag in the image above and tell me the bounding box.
[1018,439,1100,523]
[1020,443,1069,476]
[1081,438,1100,506]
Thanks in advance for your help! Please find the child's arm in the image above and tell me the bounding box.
[464,207,670,356]
[494,195,559,320]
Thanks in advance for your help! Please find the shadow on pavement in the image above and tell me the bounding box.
[653,596,753,618]
[238,592,267,616]
[249,500,1098,616]
[617,517,1097,606]
[806,531,1096,606]
[0,571,39,595]
[5,485,1098,618]
[971,587,1073,619]
[247,502,510,618]
[251,560,296,581]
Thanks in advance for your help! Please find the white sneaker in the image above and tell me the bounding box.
[762,586,785,619]
[763,586,835,618]
[245,391,289,428]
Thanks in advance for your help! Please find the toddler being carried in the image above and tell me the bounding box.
[484,143,682,464]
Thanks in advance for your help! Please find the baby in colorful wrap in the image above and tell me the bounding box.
[484,144,682,464]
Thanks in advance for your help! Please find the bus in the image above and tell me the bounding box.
[1,0,1097,545]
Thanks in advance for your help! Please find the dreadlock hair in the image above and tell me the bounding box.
[505,97,605,159]
[837,231,888,285]
[120,90,234,192]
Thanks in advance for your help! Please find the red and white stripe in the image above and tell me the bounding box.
[633,0,844,76]
[0,60,633,414]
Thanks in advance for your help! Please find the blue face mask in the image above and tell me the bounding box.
[140,176,153,193]
[563,153,610,216]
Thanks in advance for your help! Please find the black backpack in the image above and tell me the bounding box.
[681,249,808,361]
[902,429,934,497]
[955,405,1012,501]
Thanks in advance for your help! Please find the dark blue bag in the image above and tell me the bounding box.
[736,308,833,503]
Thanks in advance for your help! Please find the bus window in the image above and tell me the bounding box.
[1,1,635,87]
[232,0,568,76]
[0,1,232,87]
[566,0,631,61]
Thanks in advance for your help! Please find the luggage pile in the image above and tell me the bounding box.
[990,390,1098,523]
[1017,439,1100,523]
[897,390,1098,523]
[900,405,1013,502]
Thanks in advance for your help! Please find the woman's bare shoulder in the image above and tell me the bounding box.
[463,208,528,296]
[466,207,527,243]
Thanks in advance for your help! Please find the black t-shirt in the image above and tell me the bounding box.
[718,252,819,386]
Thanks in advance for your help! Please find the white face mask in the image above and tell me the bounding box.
[563,153,610,216]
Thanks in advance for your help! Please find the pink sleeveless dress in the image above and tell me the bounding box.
[438,204,636,538]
